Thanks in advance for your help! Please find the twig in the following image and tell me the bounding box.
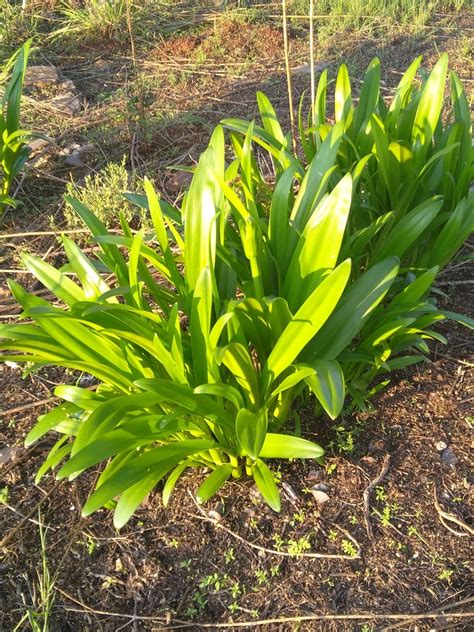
[56,588,474,628]
[363,454,391,539]
[0,397,56,417]
[187,491,361,560]
[309,0,315,128]
[281,0,297,154]
[433,486,473,536]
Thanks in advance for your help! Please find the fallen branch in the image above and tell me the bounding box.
[188,491,361,560]
[56,588,474,629]
[433,486,473,537]
[363,454,391,539]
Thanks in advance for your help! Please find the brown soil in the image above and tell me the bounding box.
[1,5,473,631]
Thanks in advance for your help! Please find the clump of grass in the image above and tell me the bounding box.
[285,0,470,41]
[64,158,143,228]
[51,0,131,44]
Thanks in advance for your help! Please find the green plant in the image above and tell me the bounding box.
[14,512,55,632]
[0,485,9,504]
[1,56,472,527]
[0,39,32,217]
[219,56,473,405]
[51,0,130,43]
[223,55,473,274]
[1,129,336,526]
[64,158,142,229]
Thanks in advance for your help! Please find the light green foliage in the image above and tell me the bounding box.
[222,54,473,405]
[0,40,32,217]
[64,158,143,229]
[1,56,472,526]
[51,0,129,43]
[286,1,470,39]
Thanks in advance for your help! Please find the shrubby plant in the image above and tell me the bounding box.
[64,158,144,229]
[0,56,472,526]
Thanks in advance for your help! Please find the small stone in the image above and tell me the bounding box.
[282,482,298,502]
[441,447,458,466]
[435,440,448,451]
[0,446,21,467]
[310,485,330,505]
[312,483,329,492]
[167,170,193,194]
[51,94,81,116]
[28,137,50,153]
[24,65,60,86]
[208,510,222,522]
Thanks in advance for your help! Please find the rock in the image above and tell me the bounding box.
[310,484,330,505]
[0,446,22,467]
[441,447,458,466]
[435,440,448,451]
[64,143,94,167]
[167,170,194,194]
[51,94,81,116]
[282,482,298,503]
[28,137,50,153]
[24,65,60,87]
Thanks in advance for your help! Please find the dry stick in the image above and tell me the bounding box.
[0,480,62,548]
[0,397,57,417]
[187,491,361,560]
[56,589,474,629]
[433,486,474,536]
[363,454,391,539]
[281,0,297,154]
[309,0,315,131]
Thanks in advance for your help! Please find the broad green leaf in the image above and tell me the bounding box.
[306,359,345,420]
[22,252,84,306]
[196,464,234,504]
[190,267,213,385]
[372,198,443,263]
[411,54,448,163]
[251,459,280,512]
[235,408,267,459]
[217,342,260,407]
[266,259,351,380]
[82,440,214,516]
[309,257,399,360]
[260,434,324,459]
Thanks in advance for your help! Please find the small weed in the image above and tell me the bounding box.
[341,539,358,557]
[228,601,240,613]
[375,486,387,502]
[64,158,143,229]
[438,568,454,582]
[254,569,268,586]
[270,565,280,577]
[14,512,55,632]
[179,559,192,570]
[290,510,305,526]
[230,581,241,598]
[84,533,98,556]
[328,529,338,542]
[224,547,235,564]
[272,534,284,552]
[0,486,10,504]
[287,536,311,556]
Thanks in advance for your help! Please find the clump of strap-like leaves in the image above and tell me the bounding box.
[1,55,472,527]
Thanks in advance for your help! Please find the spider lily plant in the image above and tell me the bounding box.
[0,128,357,527]
[0,40,32,215]
[222,55,474,274]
